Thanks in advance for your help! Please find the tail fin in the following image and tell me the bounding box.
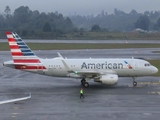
[6,31,40,64]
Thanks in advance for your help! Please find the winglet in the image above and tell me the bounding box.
[29,92,31,98]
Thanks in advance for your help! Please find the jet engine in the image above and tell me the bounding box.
[95,74,118,85]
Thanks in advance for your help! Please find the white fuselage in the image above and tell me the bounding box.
[42,58,157,77]
[4,58,157,78]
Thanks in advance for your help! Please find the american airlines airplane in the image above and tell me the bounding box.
[3,31,158,88]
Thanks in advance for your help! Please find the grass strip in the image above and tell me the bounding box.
[0,43,160,51]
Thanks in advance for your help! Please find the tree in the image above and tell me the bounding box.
[13,6,31,25]
[130,9,137,15]
[4,6,11,15]
[4,6,12,28]
[154,18,160,30]
[91,24,100,31]
[0,15,5,28]
[65,17,74,29]
[43,22,52,32]
[157,18,160,28]
[114,8,126,16]
[135,15,150,30]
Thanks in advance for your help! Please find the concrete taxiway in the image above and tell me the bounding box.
[0,49,160,120]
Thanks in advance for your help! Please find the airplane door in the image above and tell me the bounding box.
[37,64,44,74]
[133,60,139,70]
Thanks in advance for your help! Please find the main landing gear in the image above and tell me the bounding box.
[81,78,89,88]
[132,77,137,86]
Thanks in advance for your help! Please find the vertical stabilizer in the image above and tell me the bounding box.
[6,31,40,64]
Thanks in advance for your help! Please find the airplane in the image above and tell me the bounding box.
[0,93,31,105]
[3,31,158,88]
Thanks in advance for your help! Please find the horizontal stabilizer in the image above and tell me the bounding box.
[0,93,31,105]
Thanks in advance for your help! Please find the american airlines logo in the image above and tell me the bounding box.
[124,61,133,69]
[81,62,123,69]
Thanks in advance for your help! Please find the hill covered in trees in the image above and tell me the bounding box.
[1,6,160,39]
[70,9,160,32]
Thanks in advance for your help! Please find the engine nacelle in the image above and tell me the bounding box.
[95,74,118,85]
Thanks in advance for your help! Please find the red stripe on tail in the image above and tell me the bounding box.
[10,45,19,49]
[8,38,16,42]
[12,52,23,56]
[6,31,12,35]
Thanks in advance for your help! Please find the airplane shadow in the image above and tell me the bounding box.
[4,83,130,95]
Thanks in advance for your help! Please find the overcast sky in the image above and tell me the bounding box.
[0,0,160,15]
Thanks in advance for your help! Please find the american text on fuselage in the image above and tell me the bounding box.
[81,62,123,69]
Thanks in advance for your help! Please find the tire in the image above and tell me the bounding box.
[133,81,137,86]
[84,82,89,88]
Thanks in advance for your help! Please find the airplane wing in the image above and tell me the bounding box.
[0,93,31,105]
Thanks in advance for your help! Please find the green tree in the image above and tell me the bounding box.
[65,17,74,28]
[157,18,160,28]
[13,6,31,26]
[4,6,11,15]
[4,6,12,28]
[91,24,100,31]
[135,15,150,30]
[0,15,5,28]
[130,9,138,15]
[43,22,52,32]
[154,18,160,30]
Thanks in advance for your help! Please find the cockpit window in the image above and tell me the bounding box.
[145,63,150,66]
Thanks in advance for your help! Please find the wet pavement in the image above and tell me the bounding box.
[0,49,160,120]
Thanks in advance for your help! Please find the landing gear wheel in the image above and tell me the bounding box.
[81,78,89,88]
[84,82,89,88]
[133,81,137,86]
[132,77,137,87]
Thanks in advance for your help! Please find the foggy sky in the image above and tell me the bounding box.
[0,0,160,15]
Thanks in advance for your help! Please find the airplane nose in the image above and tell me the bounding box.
[152,66,158,74]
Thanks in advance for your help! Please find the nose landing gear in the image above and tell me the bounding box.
[133,81,137,86]
[132,77,137,86]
